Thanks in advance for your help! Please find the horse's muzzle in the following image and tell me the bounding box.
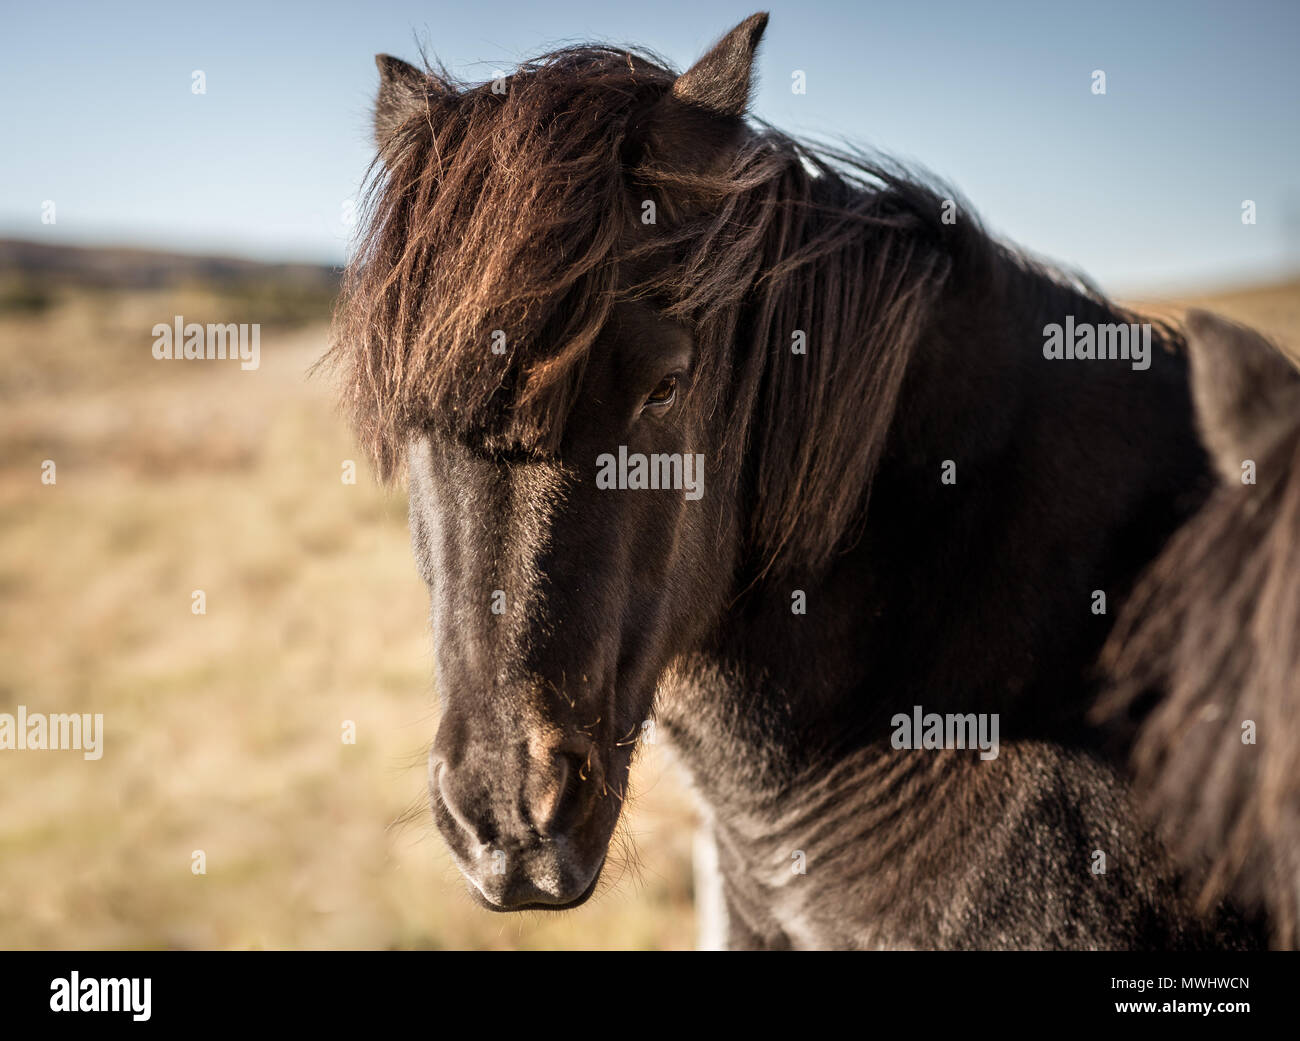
[428,744,614,911]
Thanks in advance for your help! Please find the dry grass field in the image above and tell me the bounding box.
[0,255,1295,950]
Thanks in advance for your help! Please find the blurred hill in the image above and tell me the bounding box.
[1131,276,1300,362]
[0,238,340,292]
[0,238,340,326]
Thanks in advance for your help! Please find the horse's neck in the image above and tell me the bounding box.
[662,253,1209,802]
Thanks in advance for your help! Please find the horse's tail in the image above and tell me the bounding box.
[1098,309,1300,948]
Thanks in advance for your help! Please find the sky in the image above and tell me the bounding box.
[2,0,1297,294]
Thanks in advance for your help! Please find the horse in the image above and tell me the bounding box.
[1098,311,1300,950]
[328,13,1293,948]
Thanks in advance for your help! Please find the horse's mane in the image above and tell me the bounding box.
[1099,405,1300,946]
[326,42,1157,573]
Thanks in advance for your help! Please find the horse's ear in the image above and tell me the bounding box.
[633,14,768,181]
[671,12,769,118]
[1185,309,1300,482]
[373,54,450,155]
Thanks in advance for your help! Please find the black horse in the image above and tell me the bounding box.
[329,13,1297,948]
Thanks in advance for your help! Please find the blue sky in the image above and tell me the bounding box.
[2,0,1297,293]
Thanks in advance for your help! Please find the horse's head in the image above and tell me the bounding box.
[408,297,736,909]
[344,16,771,909]
[336,10,936,910]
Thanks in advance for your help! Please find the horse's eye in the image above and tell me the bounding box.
[644,375,677,409]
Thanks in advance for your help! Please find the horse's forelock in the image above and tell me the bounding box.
[328,38,974,577]
[328,46,688,473]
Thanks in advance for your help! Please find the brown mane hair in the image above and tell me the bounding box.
[325,42,980,572]
[327,40,1171,577]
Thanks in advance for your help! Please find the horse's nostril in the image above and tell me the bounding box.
[434,761,489,846]
[434,741,602,847]
[526,754,567,836]
[527,751,591,836]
